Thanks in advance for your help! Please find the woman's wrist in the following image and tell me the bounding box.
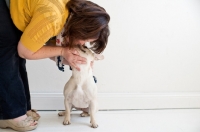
[60,47,64,57]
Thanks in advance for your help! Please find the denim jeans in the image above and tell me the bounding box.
[0,0,31,119]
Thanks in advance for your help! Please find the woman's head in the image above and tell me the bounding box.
[63,0,110,54]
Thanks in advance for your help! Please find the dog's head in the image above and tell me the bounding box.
[77,44,104,63]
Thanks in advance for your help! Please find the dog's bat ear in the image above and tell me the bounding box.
[94,54,104,60]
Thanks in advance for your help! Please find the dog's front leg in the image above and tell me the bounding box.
[89,100,98,128]
[63,97,72,125]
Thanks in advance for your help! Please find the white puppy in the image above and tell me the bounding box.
[58,45,104,128]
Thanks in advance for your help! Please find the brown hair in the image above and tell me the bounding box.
[62,0,110,54]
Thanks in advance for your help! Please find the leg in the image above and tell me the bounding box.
[89,100,98,128]
[80,111,90,117]
[59,79,75,125]
[58,111,66,116]
[74,107,90,117]
[19,58,40,120]
[63,98,72,125]
[0,1,37,131]
[0,0,27,120]
[80,107,90,117]
[19,58,31,111]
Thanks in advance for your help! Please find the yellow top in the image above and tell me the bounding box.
[10,0,69,52]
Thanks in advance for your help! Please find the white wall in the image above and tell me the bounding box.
[27,0,200,110]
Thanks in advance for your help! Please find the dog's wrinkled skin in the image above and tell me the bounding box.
[58,45,104,128]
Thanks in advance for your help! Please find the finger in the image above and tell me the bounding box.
[77,57,86,63]
[71,63,80,71]
[71,49,80,55]
[76,60,86,64]
[78,56,87,63]
[73,56,86,64]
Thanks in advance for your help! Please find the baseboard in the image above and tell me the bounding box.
[31,92,200,110]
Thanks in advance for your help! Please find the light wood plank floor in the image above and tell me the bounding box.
[1,109,200,132]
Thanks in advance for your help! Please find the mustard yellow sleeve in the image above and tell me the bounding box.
[20,6,59,52]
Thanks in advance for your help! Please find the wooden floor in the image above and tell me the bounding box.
[1,109,200,132]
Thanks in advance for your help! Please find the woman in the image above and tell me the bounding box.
[0,0,110,131]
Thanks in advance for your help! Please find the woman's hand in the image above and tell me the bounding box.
[49,57,70,65]
[61,47,87,71]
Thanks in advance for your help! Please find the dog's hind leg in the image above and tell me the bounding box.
[80,111,90,117]
[59,106,74,116]
[58,111,65,116]
[79,108,90,117]
[63,98,72,125]
[89,100,98,128]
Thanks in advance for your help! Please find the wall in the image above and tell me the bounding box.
[27,0,200,110]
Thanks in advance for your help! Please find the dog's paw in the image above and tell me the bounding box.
[63,120,71,125]
[58,111,65,116]
[91,123,98,128]
[80,112,90,117]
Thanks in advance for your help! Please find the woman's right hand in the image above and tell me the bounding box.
[61,47,87,71]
